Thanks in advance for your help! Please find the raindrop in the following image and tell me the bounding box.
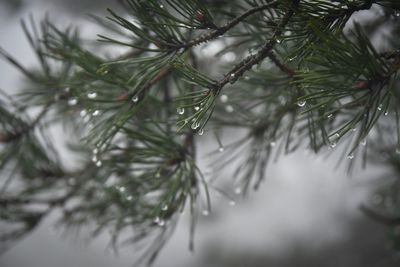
[132,96,139,103]
[218,146,224,152]
[126,196,133,201]
[92,155,98,162]
[198,129,204,136]
[191,121,200,130]
[377,104,383,111]
[119,186,126,193]
[177,107,185,115]
[92,110,100,116]
[80,109,87,117]
[234,187,242,195]
[220,94,228,103]
[347,153,354,160]
[225,105,234,113]
[384,111,389,116]
[158,220,165,227]
[270,141,276,147]
[395,11,400,17]
[87,92,97,99]
[68,98,78,106]
[288,56,296,62]
[96,161,102,167]
[194,106,200,111]
[159,4,164,8]
[297,100,306,107]
[327,114,333,119]
[202,210,209,216]
[229,73,236,84]
[360,138,367,146]
[93,148,99,154]
[334,133,340,139]
[276,38,282,44]
[329,142,337,148]
[154,217,160,224]
[161,204,168,211]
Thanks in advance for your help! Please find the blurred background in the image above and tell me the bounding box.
[0,0,399,266]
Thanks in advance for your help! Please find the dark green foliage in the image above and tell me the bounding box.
[1,0,400,265]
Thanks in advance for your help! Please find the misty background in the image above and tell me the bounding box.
[0,1,399,266]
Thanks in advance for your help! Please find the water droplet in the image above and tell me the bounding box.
[327,114,333,119]
[377,104,383,111]
[96,161,102,167]
[202,210,209,216]
[68,98,78,106]
[220,94,228,103]
[347,153,354,160]
[229,73,236,84]
[384,111,389,116]
[395,11,400,17]
[396,147,400,154]
[126,196,133,201]
[288,56,296,62]
[297,100,306,107]
[158,219,165,227]
[93,148,99,154]
[154,217,160,224]
[132,96,139,103]
[119,186,126,193]
[177,107,185,115]
[87,92,97,99]
[360,138,367,146]
[92,110,100,116]
[159,4,164,8]
[225,105,234,113]
[161,204,168,211]
[92,155,98,162]
[334,133,340,139]
[229,200,236,206]
[276,38,282,44]
[234,187,242,194]
[270,141,276,147]
[351,128,357,132]
[218,146,224,152]
[80,109,87,117]
[155,172,161,178]
[198,129,204,135]
[64,87,71,93]
[329,142,337,148]
[191,121,200,130]
[194,106,200,111]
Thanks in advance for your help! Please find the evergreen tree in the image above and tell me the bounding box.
[1,0,400,264]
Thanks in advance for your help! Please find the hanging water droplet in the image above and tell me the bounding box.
[154,217,160,224]
[229,73,236,84]
[270,141,276,147]
[198,129,204,136]
[377,104,383,111]
[225,105,234,113]
[159,4,164,8]
[395,11,400,17]
[202,210,209,216]
[297,100,306,107]
[161,204,168,211]
[96,160,102,167]
[191,121,200,130]
[276,38,282,44]
[347,153,354,160]
[93,148,99,154]
[177,107,185,115]
[80,109,87,117]
[158,219,165,227]
[92,155,98,162]
[329,142,337,148]
[220,94,228,103]
[360,138,367,146]
[132,95,139,103]
[194,106,200,111]
[218,146,224,152]
[334,133,340,139]
[92,110,100,116]
[234,187,242,195]
[119,186,126,193]
[68,98,78,106]
[126,196,133,201]
[229,200,236,206]
[87,92,97,99]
